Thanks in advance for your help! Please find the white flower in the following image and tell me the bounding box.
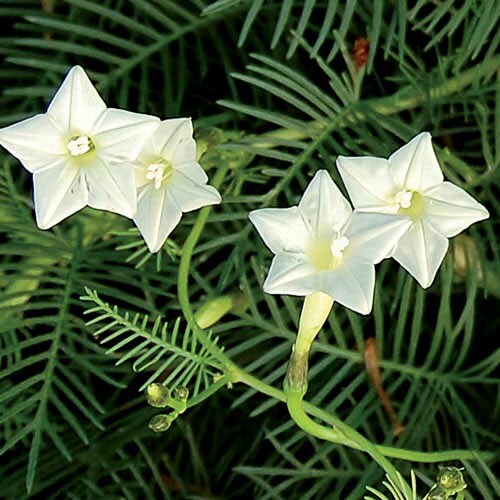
[337,132,489,288]
[133,118,221,253]
[0,66,159,229]
[249,170,411,314]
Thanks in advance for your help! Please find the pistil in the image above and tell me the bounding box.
[396,189,425,219]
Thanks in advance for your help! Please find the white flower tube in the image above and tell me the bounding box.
[0,66,159,228]
[249,170,411,315]
[132,118,221,253]
[337,132,489,288]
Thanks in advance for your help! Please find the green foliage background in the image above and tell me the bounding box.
[0,1,499,498]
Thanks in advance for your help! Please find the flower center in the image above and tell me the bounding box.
[331,236,349,257]
[308,235,349,271]
[145,159,174,189]
[395,189,413,208]
[67,135,94,157]
[395,189,425,219]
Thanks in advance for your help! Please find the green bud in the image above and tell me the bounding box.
[453,235,482,280]
[427,486,449,500]
[437,467,466,493]
[194,295,233,329]
[194,293,248,329]
[148,414,171,433]
[145,383,169,408]
[195,128,226,162]
[173,386,189,403]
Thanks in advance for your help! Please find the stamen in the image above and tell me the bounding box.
[396,190,425,219]
[67,135,94,157]
[331,236,350,257]
[308,234,350,271]
[145,159,174,190]
[395,189,413,209]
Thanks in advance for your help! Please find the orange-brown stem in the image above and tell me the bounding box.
[364,338,405,437]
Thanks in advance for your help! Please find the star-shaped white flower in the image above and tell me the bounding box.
[133,118,221,253]
[249,170,411,314]
[0,66,160,229]
[337,132,489,288]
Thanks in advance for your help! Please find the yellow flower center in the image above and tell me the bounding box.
[145,159,174,189]
[308,235,349,271]
[67,135,94,157]
[396,189,425,219]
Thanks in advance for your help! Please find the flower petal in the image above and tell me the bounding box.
[85,158,136,218]
[336,156,396,212]
[158,118,193,160]
[47,66,107,134]
[175,161,208,184]
[93,109,160,162]
[33,162,87,229]
[134,186,182,253]
[168,170,221,212]
[388,132,443,192]
[172,136,197,166]
[0,114,66,173]
[249,207,310,254]
[320,257,375,315]
[392,219,449,288]
[346,212,412,264]
[134,119,195,172]
[298,170,352,237]
[263,254,318,295]
[423,182,489,237]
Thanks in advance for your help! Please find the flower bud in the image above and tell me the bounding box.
[148,414,171,432]
[427,486,448,500]
[145,383,169,408]
[452,234,483,281]
[194,293,248,329]
[195,127,225,154]
[173,386,189,403]
[437,467,466,492]
[194,295,233,329]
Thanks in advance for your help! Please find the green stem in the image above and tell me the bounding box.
[228,368,497,464]
[283,298,412,496]
[178,165,228,322]
[254,54,500,185]
[369,54,499,115]
[176,58,500,468]
[176,197,495,464]
[286,385,412,497]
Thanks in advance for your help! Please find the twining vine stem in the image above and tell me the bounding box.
[176,167,495,465]
[176,55,498,485]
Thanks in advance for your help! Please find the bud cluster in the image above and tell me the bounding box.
[145,383,189,433]
[425,467,467,500]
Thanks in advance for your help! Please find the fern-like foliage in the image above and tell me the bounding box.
[1,0,252,123]
[0,164,119,491]
[0,157,177,491]
[203,0,500,73]
[1,0,499,498]
[365,471,419,500]
[81,289,224,394]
